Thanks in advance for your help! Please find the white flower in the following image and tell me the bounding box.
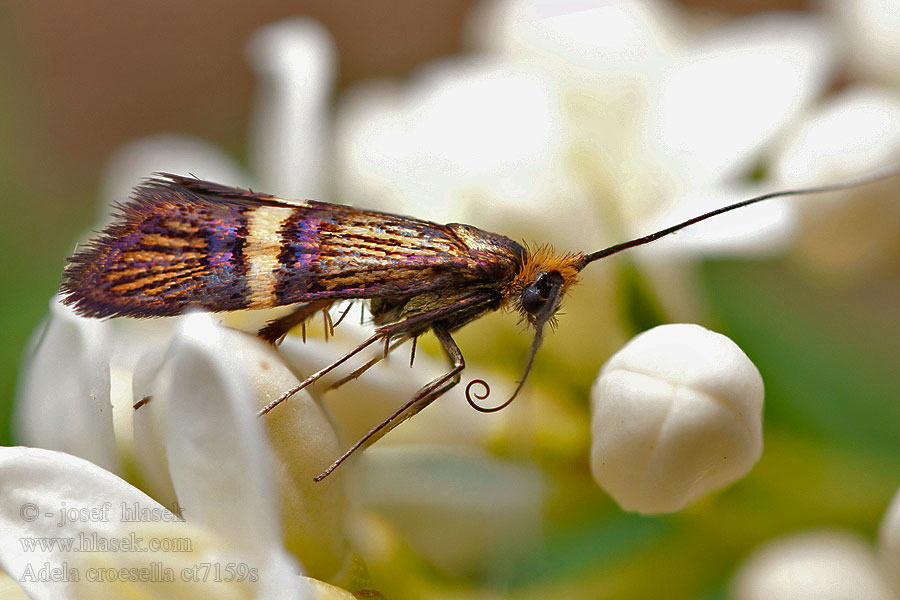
[246,18,336,199]
[277,317,549,575]
[590,324,763,514]
[878,485,900,596]
[731,530,894,600]
[821,0,900,89]
[15,306,349,582]
[353,445,544,576]
[96,17,334,220]
[334,58,601,251]
[133,313,349,579]
[462,0,835,256]
[769,85,900,278]
[0,445,305,599]
[16,297,118,474]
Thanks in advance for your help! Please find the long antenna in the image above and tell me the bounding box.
[579,166,900,268]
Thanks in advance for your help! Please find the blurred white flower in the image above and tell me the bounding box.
[731,529,894,600]
[822,0,900,89]
[770,85,900,278]
[464,0,836,255]
[467,0,685,88]
[773,86,900,185]
[16,298,118,474]
[334,58,602,252]
[878,485,900,596]
[246,18,336,199]
[0,445,305,600]
[97,18,335,218]
[590,323,763,514]
[353,445,544,577]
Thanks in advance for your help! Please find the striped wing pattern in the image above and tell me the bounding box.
[61,175,523,319]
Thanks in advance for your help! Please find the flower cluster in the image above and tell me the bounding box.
[6,1,900,598]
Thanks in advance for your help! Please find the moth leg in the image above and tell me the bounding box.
[327,335,410,391]
[258,332,383,415]
[257,300,333,345]
[332,302,354,329]
[262,292,493,417]
[314,323,464,481]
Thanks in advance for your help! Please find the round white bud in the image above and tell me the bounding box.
[590,323,764,513]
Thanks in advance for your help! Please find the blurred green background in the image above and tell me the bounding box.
[1,1,898,599]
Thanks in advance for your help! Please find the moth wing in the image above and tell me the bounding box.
[61,175,523,318]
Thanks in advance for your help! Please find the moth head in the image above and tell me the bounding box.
[509,245,583,329]
[470,247,583,413]
[520,269,566,328]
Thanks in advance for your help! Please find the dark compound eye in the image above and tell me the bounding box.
[521,271,564,315]
[521,285,546,314]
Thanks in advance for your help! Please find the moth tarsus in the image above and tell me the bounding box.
[59,168,900,480]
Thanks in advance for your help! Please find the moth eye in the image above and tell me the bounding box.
[521,284,547,314]
[521,271,564,315]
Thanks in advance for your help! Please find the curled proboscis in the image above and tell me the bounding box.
[465,378,517,413]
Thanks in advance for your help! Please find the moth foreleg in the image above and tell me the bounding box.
[257,300,333,345]
[258,331,383,415]
[314,323,464,481]
[326,335,410,391]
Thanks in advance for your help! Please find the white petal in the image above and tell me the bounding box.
[246,18,336,199]
[253,547,307,600]
[152,314,283,558]
[631,182,797,259]
[99,134,248,226]
[822,0,900,88]
[769,86,900,275]
[355,445,544,575]
[130,346,180,510]
[334,57,604,248]
[152,313,348,579]
[732,530,894,600]
[641,13,836,191]
[106,318,180,457]
[772,85,900,188]
[337,59,561,218]
[0,447,170,600]
[878,485,900,596]
[303,576,356,599]
[467,0,685,86]
[15,298,118,474]
[590,324,763,514]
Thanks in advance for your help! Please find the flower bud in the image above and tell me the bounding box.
[590,323,763,513]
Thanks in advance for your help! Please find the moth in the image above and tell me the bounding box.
[60,171,897,480]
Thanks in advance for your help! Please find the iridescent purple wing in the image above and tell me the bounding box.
[61,174,524,318]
